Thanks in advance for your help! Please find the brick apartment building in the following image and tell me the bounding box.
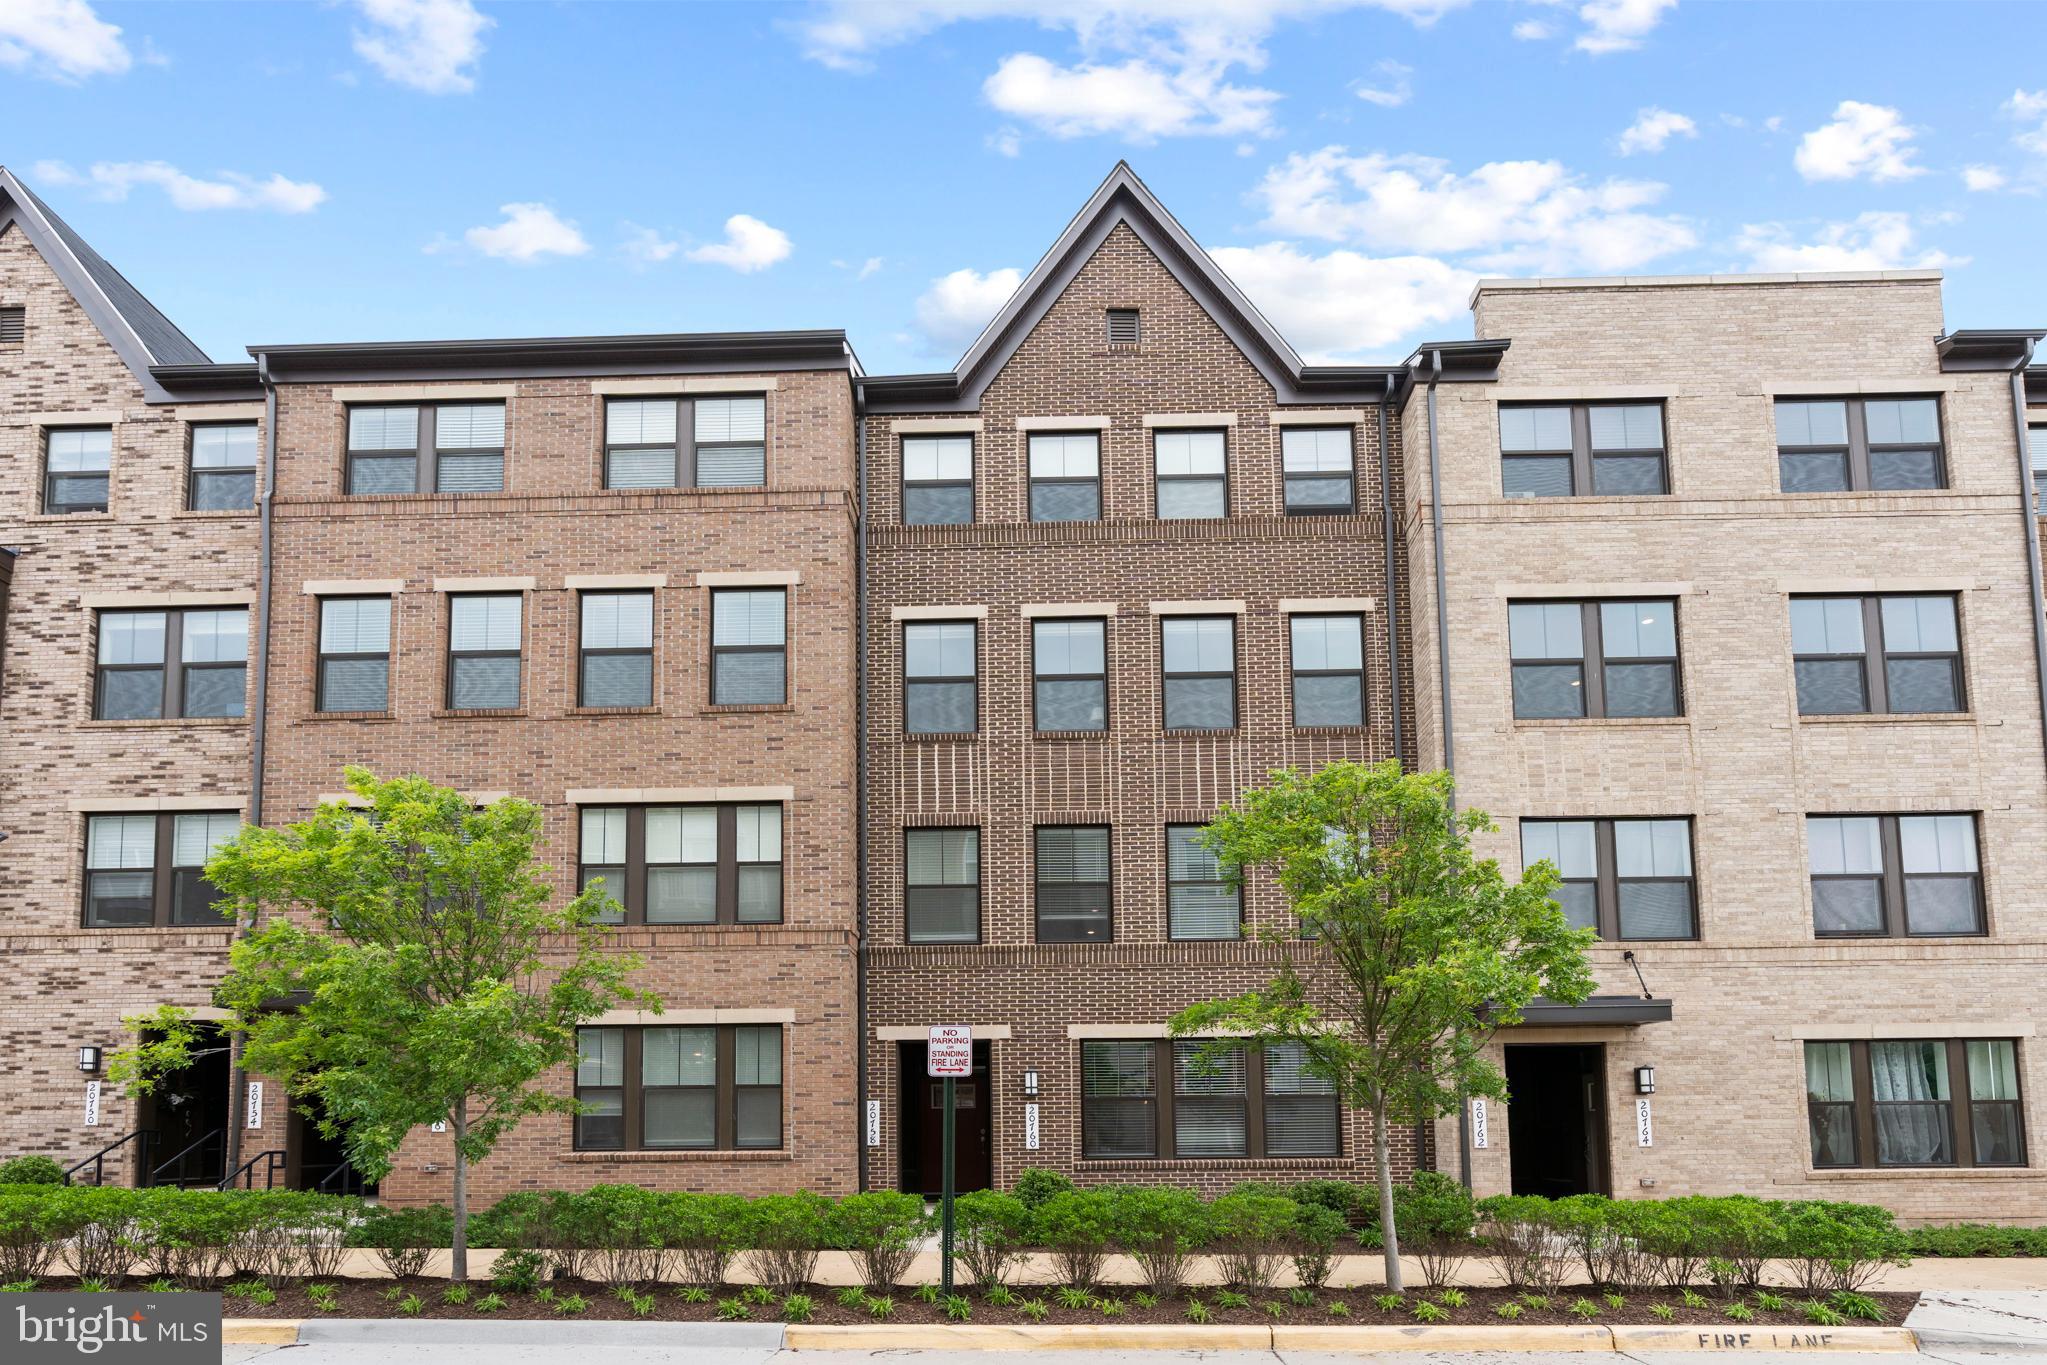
[2,160,2042,1220]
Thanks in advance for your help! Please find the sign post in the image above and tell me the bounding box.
[926,1024,973,1294]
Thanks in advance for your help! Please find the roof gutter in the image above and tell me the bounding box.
[2007,339,2047,787]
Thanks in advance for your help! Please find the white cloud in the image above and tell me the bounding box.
[1511,19,1552,40]
[1794,101,1923,183]
[32,159,325,213]
[1575,0,1674,54]
[913,266,1023,353]
[2006,89,2047,159]
[984,52,1280,141]
[685,214,793,273]
[620,224,680,265]
[1617,107,1696,155]
[1351,59,1412,108]
[351,0,490,94]
[1962,165,2006,193]
[1210,241,1473,361]
[1736,212,1958,272]
[462,203,589,263]
[1251,146,1697,274]
[987,127,1023,157]
[0,0,128,80]
[858,256,884,280]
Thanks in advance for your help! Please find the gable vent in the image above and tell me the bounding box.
[0,307,22,346]
[1105,308,1140,347]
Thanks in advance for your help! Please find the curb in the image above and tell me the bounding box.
[222,1319,303,1345]
[1609,1325,1921,1353]
[221,1318,792,1348]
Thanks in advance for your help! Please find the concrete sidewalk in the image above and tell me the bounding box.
[1907,1291,2047,1352]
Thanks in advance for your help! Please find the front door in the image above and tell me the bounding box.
[898,1040,993,1196]
[136,1025,231,1187]
[1504,1043,1610,1197]
[286,1095,378,1195]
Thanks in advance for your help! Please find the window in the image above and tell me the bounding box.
[83,810,239,927]
[1790,595,1962,715]
[603,396,766,490]
[1154,430,1226,519]
[1028,433,1101,522]
[1806,813,1984,937]
[1033,618,1106,732]
[44,427,110,513]
[1167,824,1238,940]
[0,305,22,345]
[1106,309,1140,346]
[1508,599,1679,719]
[1161,616,1235,731]
[189,424,257,511]
[316,597,392,713]
[1281,427,1354,514]
[446,594,522,709]
[1290,614,1365,727]
[903,621,976,735]
[94,608,248,720]
[1803,1039,2025,1170]
[579,592,654,708]
[710,589,786,705]
[1035,825,1111,942]
[1520,818,1696,940]
[1500,403,1667,497]
[2031,426,2047,514]
[574,1024,782,1151]
[902,436,973,525]
[1079,1040,1339,1160]
[345,403,507,495]
[905,828,979,943]
[1777,398,1944,493]
[578,803,782,926]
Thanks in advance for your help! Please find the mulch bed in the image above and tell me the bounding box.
[27,1276,1922,1328]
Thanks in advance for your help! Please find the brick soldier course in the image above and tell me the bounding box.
[2,160,2042,1221]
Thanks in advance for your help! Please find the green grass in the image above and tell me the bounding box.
[1754,1290,1788,1312]
[1288,1287,1317,1307]
[1262,1300,1288,1319]
[1521,1293,1550,1310]
[1132,1291,1158,1309]
[1680,1289,1709,1310]
[1603,1291,1625,1311]
[76,1278,112,1294]
[0,1281,38,1294]
[551,1293,587,1317]
[1098,1297,1128,1317]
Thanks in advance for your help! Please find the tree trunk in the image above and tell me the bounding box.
[451,1095,469,1283]
[1373,1096,1402,1293]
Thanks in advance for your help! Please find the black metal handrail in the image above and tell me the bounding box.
[217,1148,286,1191]
[148,1128,225,1188]
[63,1130,156,1187]
[315,1160,373,1196]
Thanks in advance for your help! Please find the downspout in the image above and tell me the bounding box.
[2006,342,2047,784]
[1418,348,1473,1191]
[224,356,279,1178]
[854,391,871,1192]
[1376,375,1404,768]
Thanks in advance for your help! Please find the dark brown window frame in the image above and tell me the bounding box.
[1509,598,1683,720]
[602,395,767,491]
[1079,1039,1340,1161]
[1034,823,1113,943]
[577,802,783,927]
[1500,401,1669,498]
[186,421,258,512]
[904,826,981,945]
[1807,812,1986,939]
[573,1023,783,1152]
[1288,612,1367,729]
[93,607,248,721]
[344,401,506,496]
[1166,822,1240,941]
[1776,395,1947,493]
[1152,428,1228,521]
[900,434,975,526]
[1031,616,1109,734]
[1280,426,1356,516]
[1027,431,1103,524]
[1520,816,1699,941]
[81,809,239,929]
[709,587,788,706]
[1160,614,1238,733]
[577,590,655,708]
[315,595,393,714]
[43,424,112,515]
[1791,594,1965,717]
[903,618,979,736]
[1805,1038,2025,1170]
[443,592,524,711]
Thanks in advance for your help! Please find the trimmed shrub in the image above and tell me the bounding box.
[655,1193,748,1288]
[1111,1185,1211,1297]
[0,1157,66,1186]
[1779,1200,1909,1295]
[953,1190,1032,1291]
[1210,1191,1298,1290]
[577,1185,667,1286]
[1034,1189,1114,1291]
[133,1188,260,1288]
[0,1187,74,1281]
[65,1186,142,1285]
[1477,1195,1573,1297]
[1286,1180,1363,1228]
[832,1191,930,1294]
[740,1193,831,1296]
[1012,1168,1075,1211]
[1289,1202,1349,1292]
[348,1204,452,1280]
[1910,1224,2047,1258]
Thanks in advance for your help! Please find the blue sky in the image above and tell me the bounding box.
[6,1,2046,373]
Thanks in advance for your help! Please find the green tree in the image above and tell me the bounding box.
[1168,760,1594,1292]
[111,768,654,1280]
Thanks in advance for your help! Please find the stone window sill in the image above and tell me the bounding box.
[430,708,528,720]
[1080,1156,1344,1170]
[1798,1165,2032,1181]
[1513,715,1689,729]
[702,703,795,715]
[302,711,396,723]
[81,717,248,729]
[564,1149,791,1163]
[26,512,114,523]
[1798,711,1976,725]
[568,706,662,718]
[174,509,255,520]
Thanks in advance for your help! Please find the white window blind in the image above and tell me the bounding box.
[320,598,391,654]
[173,813,240,867]
[581,807,628,864]
[348,406,419,450]
[88,814,157,869]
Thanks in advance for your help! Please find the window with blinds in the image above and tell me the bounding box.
[1290,614,1365,728]
[1081,1041,1156,1158]
[346,406,420,494]
[346,403,505,495]
[579,592,654,707]
[605,400,680,489]
[1282,427,1354,514]
[94,608,247,720]
[579,803,783,926]
[904,621,977,734]
[44,426,110,514]
[1032,618,1107,732]
[434,404,506,493]
[1167,824,1238,940]
[1173,1041,1248,1157]
[446,594,522,709]
[84,810,240,928]
[711,589,787,704]
[1028,433,1101,522]
[603,396,766,489]
[189,423,257,511]
[317,597,392,713]
[695,397,766,486]
[575,1024,783,1152]
[1162,616,1236,731]
[1154,430,1227,519]
[905,828,979,943]
[902,436,974,524]
[1263,1041,1340,1156]
[1081,1039,1342,1160]
[1035,825,1111,942]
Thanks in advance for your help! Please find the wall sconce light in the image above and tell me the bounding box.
[1023,1070,1040,1097]
[1634,1065,1656,1095]
[77,1046,102,1074]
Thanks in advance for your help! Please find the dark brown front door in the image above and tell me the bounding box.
[1504,1043,1610,1197]
[136,1025,231,1187]
[899,1040,993,1196]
